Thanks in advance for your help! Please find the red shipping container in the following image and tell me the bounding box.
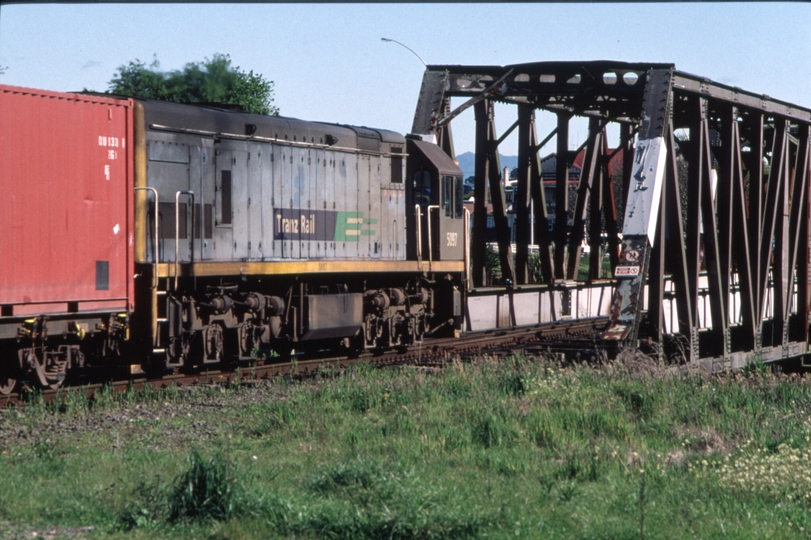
[0,85,134,316]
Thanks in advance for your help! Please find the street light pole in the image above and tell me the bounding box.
[380,38,427,68]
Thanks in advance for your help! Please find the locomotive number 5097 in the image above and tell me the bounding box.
[446,232,458,247]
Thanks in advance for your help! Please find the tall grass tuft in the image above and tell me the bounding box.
[346,387,372,413]
[471,413,512,448]
[168,449,240,523]
[527,411,558,449]
[613,380,660,420]
[500,372,526,397]
[309,458,384,495]
[299,459,485,539]
[248,399,299,436]
[118,479,168,530]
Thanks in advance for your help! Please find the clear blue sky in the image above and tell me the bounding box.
[1,3,809,154]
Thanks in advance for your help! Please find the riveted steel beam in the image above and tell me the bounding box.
[671,73,811,124]
[515,105,533,284]
[554,112,572,279]
[796,127,811,347]
[784,125,810,345]
[471,101,490,288]
[529,116,555,284]
[657,118,695,362]
[567,116,605,280]
[476,101,515,289]
[412,70,448,137]
[604,68,673,345]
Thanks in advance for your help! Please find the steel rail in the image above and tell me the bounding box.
[0,316,611,408]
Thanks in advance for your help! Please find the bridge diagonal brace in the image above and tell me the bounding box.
[436,69,514,129]
[604,68,673,346]
[782,125,811,346]
[412,70,449,137]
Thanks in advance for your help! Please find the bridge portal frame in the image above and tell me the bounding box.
[412,61,811,368]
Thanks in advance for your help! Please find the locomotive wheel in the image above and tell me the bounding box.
[204,324,224,363]
[0,373,16,396]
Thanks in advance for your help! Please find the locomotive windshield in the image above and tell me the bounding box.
[415,172,463,219]
[443,175,464,218]
[413,170,434,207]
[454,176,464,218]
[442,176,452,217]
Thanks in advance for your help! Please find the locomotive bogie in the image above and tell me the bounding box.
[363,286,430,349]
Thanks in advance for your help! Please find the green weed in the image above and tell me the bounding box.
[740,357,771,377]
[613,381,661,420]
[118,478,168,530]
[500,372,527,397]
[309,458,385,495]
[168,449,240,523]
[247,399,299,436]
[471,413,513,449]
[557,480,579,502]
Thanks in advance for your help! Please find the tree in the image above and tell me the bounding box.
[108,54,278,115]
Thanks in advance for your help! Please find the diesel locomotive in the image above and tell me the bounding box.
[0,85,467,394]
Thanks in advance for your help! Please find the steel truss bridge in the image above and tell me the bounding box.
[412,61,811,370]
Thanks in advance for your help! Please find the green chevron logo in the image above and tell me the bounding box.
[334,212,377,242]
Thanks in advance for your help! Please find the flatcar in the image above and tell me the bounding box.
[0,85,467,394]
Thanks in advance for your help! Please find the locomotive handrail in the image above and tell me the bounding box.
[426,205,439,272]
[414,205,422,264]
[464,208,471,291]
[134,187,159,289]
[174,191,195,291]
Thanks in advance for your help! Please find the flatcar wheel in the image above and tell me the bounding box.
[0,374,16,396]
[28,351,67,390]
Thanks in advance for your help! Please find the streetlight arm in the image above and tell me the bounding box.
[381,38,427,68]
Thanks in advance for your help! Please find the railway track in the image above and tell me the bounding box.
[0,316,610,408]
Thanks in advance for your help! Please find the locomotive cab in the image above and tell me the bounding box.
[405,137,465,262]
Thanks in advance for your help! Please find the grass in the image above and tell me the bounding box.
[1,356,811,538]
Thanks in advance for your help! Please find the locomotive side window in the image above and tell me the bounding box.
[413,170,433,207]
[217,170,232,226]
[454,176,464,218]
[390,147,403,184]
[442,176,453,217]
[159,202,187,239]
[204,204,213,238]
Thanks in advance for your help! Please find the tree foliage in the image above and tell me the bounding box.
[108,54,277,115]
